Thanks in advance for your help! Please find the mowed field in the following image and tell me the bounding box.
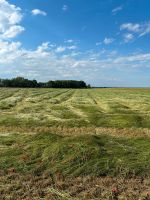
[0,87,150,129]
[0,88,150,200]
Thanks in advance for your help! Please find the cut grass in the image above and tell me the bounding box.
[0,132,150,177]
[1,173,150,200]
[0,88,150,129]
[0,88,150,199]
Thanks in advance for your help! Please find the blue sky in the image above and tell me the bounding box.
[0,0,150,86]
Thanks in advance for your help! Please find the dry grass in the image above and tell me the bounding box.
[0,88,150,200]
[0,88,150,129]
[0,171,150,200]
[0,126,150,138]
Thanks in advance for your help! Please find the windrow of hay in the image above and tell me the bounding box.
[0,88,150,129]
[0,126,150,137]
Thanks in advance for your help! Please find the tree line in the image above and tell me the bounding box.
[0,77,90,88]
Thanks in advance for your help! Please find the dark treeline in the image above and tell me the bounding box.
[0,77,90,88]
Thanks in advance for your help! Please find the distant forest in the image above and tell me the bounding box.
[0,77,90,88]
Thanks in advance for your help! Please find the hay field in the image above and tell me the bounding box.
[0,87,150,130]
[0,88,150,200]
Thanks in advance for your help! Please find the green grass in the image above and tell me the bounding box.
[0,132,150,177]
[0,88,150,129]
[0,88,150,199]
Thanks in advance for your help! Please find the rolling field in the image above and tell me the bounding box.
[0,88,150,199]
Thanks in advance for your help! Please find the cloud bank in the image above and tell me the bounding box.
[0,0,24,39]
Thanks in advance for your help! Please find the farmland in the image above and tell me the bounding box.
[0,88,150,129]
[0,88,150,199]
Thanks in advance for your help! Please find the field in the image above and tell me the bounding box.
[0,88,150,199]
[0,87,150,129]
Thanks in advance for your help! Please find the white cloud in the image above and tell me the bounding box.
[139,22,150,37]
[31,9,47,16]
[0,40,22,63]
[37,42,50,52]
[65,39,74,43]
[112,6,123,15]
[120,23,140,32]
[0,0,24,39]
[2,25,25,39]
[55,46,66,53]
[0,40,150,87]
[67,45,77,50]
[0,41,21,53]
[120,22,150,38]
[62,5,68,11]
[103,38,114,45]
[113,53,150,63]
[123,33,134,43]
[55,45,77,52]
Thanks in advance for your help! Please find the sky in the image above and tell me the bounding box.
[0,0,150,87]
